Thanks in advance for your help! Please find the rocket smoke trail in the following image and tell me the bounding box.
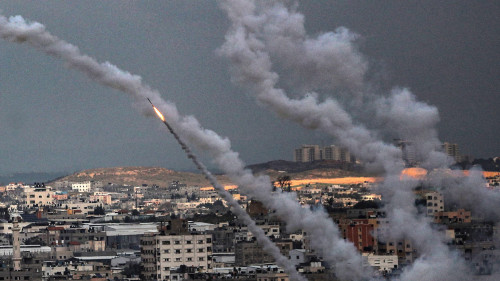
[0,13,370,280]
[2,3,498,280]
[0,13,306,281]
[217,0,500,280]
[146,99,306,281]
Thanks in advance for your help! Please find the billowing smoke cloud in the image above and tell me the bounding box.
[427,168,500,221]
[218,0,498,280]
[2,2,498,280]
[0,14,307,281]
[157,117,306,281]
[0,12,372,280]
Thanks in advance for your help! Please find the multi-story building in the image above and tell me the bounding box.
[235,240,274,266]
[141,220,213,280]
[339,219,377,252]
[294,145,322,163]
[323,145,351,162]
[362,253,398,273]
[394,139,417,166]
[89,192,112,205]
[434,209,471,224]
[442,142,461,163]
[44,225,106,252]
[425,192,444,216]
[71,181,92,193]
[24,185,55,207]
[294,144,353,163]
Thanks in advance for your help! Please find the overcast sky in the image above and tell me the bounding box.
[0,1,498,174]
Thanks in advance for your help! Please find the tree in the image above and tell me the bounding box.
[131,209,140,216]
[94,206,105,215]
[122,263,142,277]
[0,208,9,220]
[213,200,224,207]
[276,175,292,192]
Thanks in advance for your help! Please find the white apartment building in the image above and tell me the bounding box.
[71,181,92,193]
[362,253,398,273]
[24,186,55,207]
[5,183,30,191]
[142,231,213,280]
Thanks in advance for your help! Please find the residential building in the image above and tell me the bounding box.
[339,219,377,252]
[394,139,417,166]
[442,142,461,163]
[71,181,92,193]
[24,185,55,207]
[362,253,398,273]
[433,209,471,224]
[294,145,322,163]
[323,145,351,162]
[425,192,444,216]
[141,220,212,280]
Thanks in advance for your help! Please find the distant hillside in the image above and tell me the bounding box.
[52,167,233,187]
[49,161,371,188]
[247,160,364,177]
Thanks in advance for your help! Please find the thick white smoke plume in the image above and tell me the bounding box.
[218,0,498,280]
[1,1,498,280]
[157,119,306,281]
[0,14,308,281]
[0,12,371,280]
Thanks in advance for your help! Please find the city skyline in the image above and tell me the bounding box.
[0,1,499,174]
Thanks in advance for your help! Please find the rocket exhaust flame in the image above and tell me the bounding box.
[153,106,165,122]
[0,14,304,281]
[3,9,498,280]
[0,13,365,280]
[148,98,166,122]
[146,98,306,281]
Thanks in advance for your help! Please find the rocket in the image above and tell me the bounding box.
[147,98,166,122]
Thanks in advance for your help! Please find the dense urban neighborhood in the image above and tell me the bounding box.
[0,149,498,280]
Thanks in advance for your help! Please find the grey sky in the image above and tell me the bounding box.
[0,1,498,174]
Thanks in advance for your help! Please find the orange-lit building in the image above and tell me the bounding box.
[433,209,471,224]
[338,219,377,252]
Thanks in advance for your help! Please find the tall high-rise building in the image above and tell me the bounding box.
[294,144,353,163]
[394,139,417,167]
[323,145,351,162]
[442,142,461,163]
[293,145,322,163]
